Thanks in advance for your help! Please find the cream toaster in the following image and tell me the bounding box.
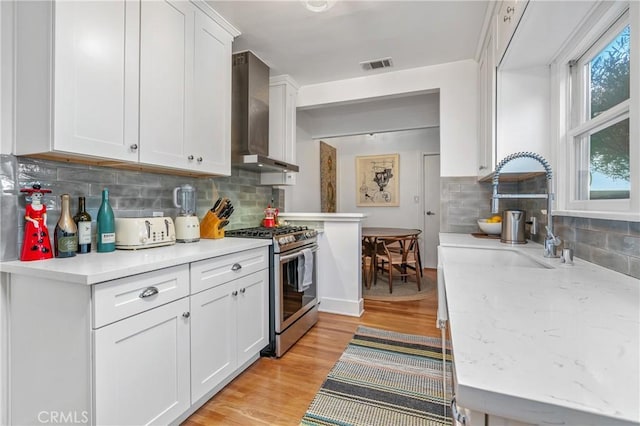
[115,217,176,249]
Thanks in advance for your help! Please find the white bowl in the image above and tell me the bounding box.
[477,219,502,235]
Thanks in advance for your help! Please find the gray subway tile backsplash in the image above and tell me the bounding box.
[440,175,639,279]
[1,155,282,261]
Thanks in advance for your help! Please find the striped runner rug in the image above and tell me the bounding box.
[300,326,453,426]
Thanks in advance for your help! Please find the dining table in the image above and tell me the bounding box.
[361,227,422,288]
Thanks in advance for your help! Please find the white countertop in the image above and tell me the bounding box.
[439,233,639,426]
[0,238,271,285]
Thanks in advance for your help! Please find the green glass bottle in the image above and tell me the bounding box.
[74,196,92,254]
[96,188,116,252]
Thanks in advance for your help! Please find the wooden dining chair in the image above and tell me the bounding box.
[376,235,421,293]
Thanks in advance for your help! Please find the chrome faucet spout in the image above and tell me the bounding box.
[490,152,558,256]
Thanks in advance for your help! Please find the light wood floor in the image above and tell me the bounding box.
[183,269,439,426]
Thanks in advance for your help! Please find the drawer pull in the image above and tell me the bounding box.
[232,290,238,296]
[182,312,191,318]
[139,286,159,299]
[240,288,246,294]
[231,263,242,271]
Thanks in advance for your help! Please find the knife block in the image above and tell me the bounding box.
[200,210,225,239]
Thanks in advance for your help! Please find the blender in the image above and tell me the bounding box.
[173,184,200,242]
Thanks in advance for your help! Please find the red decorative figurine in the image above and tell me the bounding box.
[20,183,53,261]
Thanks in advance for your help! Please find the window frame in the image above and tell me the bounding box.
[553,2,639,221]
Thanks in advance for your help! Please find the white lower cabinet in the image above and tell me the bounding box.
[6,246,269,426]
[94,297,191,426]
[190,260,269,403]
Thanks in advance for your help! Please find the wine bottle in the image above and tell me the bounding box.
[74,196,92,254]
[97,188,116,253]
[54,194,78,258]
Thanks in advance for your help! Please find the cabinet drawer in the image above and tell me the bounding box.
[190,247,269,294]
[93,265,190,328]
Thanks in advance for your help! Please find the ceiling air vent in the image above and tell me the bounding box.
[360,57,393,71]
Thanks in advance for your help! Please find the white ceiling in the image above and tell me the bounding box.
[207,0,490,86]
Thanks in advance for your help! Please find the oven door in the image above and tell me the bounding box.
[275,244,318,333]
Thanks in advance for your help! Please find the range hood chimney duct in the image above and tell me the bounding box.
[231,51,299,173]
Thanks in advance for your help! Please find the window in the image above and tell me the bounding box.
[560,5,637,218]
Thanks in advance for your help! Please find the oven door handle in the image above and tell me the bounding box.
[279,246,319,263]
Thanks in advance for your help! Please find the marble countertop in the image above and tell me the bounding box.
[439,233,639,426]
[0,238,271,285]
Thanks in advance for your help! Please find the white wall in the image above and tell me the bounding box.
[297,59,478,177]
[302,92,439,139]
[286,111,321,213]
[331,129,439,228]
[288,128,439,228]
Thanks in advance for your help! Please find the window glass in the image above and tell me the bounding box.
[589,25,630,118]
[576,118,630,200]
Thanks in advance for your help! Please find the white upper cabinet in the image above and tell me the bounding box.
[14,0,237,176]
[140,0,232,175]
[477,17,497,179]
[139,0,193,170]
[260,75,299,186]
[191,9,232,176]
[16,0,140,162]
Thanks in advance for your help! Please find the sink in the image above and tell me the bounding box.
[447,247,553,269]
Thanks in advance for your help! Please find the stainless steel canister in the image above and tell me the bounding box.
[501,209,527,244]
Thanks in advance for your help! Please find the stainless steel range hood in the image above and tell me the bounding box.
[231,51,299,173]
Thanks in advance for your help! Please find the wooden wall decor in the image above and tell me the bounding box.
[320,141,337,213]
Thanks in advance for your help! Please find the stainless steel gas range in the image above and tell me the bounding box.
[225,226,319,357]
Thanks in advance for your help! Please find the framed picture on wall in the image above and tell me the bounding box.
[356,153,399,206]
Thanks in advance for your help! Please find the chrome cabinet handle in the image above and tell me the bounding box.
[479,165,487,170]
[139,286,159,298]
[188,155,194,161]
[130,144,138,151]
[182,312,190,318]
[231,263,242,271]
[504,15,511,23]
[426,211,436,216]
[232,290,238,296]
[197,157,203,163]
[506,5,514,13]
[240,288,246,294]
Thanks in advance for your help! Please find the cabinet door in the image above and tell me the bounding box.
[478,28,496,179]
[236,269,269,366]
[94,297,190,426]
[261,79,298,185]
[190,9,232,176]
[190,282,236,402]
[139,0,193,170]
[54,0,139,161]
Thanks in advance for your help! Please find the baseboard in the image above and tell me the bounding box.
[318,297,364,317]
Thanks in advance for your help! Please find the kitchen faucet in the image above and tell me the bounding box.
[491,151,561,258]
